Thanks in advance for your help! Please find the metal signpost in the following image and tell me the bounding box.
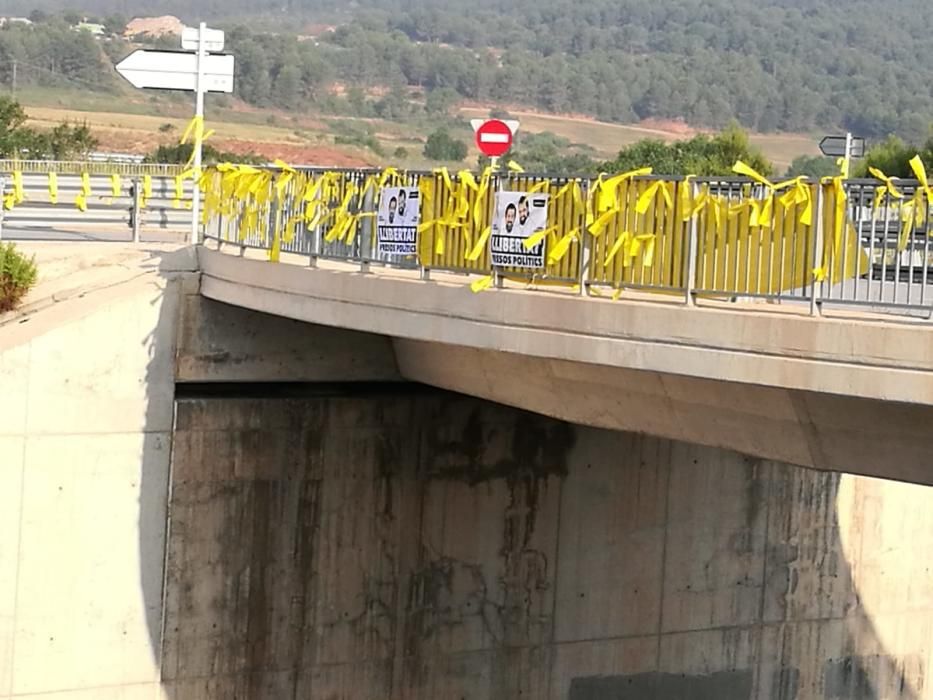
[116,23,234,244]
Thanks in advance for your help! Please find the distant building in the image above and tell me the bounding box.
[76,22,106,36]
[0,17,33,27]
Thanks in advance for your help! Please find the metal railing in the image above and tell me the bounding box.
[0,170,193,239]
[0,160,183,176]
[186,164,933,321]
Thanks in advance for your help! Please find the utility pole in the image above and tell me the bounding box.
[11,60,16,96]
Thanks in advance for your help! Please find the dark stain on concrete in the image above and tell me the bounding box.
[568,669,754,700]
[772,666,800,700]
[824,655,924,700]
[420,400,575,484]
[824,656,878,699]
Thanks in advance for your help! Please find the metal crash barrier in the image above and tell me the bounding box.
[0,161,191,239]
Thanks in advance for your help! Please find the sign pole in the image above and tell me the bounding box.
[190,22,207,246]
[843,132,853,179]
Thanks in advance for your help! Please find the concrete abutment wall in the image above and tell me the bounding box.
[164,389,933,700]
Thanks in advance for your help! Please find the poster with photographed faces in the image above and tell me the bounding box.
[377,187,420,256]
[490,191,549,268]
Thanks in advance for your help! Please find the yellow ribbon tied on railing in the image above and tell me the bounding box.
[47,172,58,204]
[173,171,191,210]
[324,184,359,244]
[868,166,903,213]
[776,177,814,228]
[3,170,23,210]
[74,171,91,212]
[634,180,674,215]
[732,161,805,228]
[548,228,579,264]
[889,156,932,252]
[909,156,933,243]
[272,159,297,201]
[866,166,911,249]
[813,176,848,282]
[465,226,491,261]
[588,168,653,236]
[603,231,657,268]
[110,173,122,199]
[142,174,152,207]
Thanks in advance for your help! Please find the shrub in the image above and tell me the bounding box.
[423,128,467,162]
[0,243,38,313]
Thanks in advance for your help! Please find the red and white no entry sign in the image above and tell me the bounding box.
[474,119,515,158]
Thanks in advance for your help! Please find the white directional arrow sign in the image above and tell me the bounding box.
[115,49,235,93]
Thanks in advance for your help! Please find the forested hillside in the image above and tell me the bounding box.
[2,0,932,140]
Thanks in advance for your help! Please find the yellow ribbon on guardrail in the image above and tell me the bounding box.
[173,172,189,209]
[587,168,653,236]
[868,167,903,211]
[13,170,23,205]
[634,180,674,215]
[110,173,121,199]
[603,231,657,268]
[3,170,23,210]
[74,171,91,212]
[465,226,491,261]
[272,159,297,201]
[47,172,58,204]
[908,157,933,246]
[776,177,814,227]
[732,161,805,228]
[323,184,359,243]
[866,166,911,249]
[548,228,579,264]
[813,176,848,282]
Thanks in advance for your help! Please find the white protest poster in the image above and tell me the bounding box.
[490,191,549,268]
[377,186,420,256]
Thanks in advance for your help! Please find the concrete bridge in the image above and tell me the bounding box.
[1,241,932,700]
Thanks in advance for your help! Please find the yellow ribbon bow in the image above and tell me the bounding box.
[732,161,805,228]
[776,177,814,228]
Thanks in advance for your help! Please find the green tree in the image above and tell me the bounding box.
[854,135,933,179]
[423,128,467,161]
[601,124,773,176]
[786,155,839,179]
[0,97,28,157]
[425,87,458,116]
[273,64,303,108]
[143,143,264,165]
